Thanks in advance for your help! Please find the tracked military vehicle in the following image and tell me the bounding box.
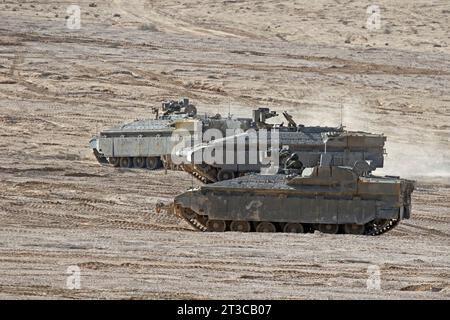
[179,108,386,183]
[89,98,196,169]
[90,98,253,170]
[159,157,415,235]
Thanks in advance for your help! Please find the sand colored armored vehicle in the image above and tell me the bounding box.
[89,98,195,169]
[160,159,414,235]
[178,109,386,183]
[89,98,252,169]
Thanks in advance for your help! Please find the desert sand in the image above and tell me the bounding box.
[0,0,449,299]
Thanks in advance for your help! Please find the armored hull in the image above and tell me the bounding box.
[90,98,198,169]
[179,125,386,183]
[165,165,414,235]
[90,98,252,170]
[90,118,179,169]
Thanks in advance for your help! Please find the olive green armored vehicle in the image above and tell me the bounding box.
[160,157,415,235]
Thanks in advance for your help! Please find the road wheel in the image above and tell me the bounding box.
[230,220,251,232]
[217,169,235,181]
[146,157,159,170]
[256,222,276,233]
[133,157,146,168]
[109,157,120,167]
[119,157,132,168]
[318,224,339,234]
[207,220,226,232]
[344,224,365,235]
[283,223,304,233]
[182,208,196,220]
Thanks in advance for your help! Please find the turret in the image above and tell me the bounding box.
[252,108,278,128]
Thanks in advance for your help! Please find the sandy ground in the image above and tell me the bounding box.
[0,0,449,299]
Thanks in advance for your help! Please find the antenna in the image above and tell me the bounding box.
[228,98,231,118]
[339,102,343,128]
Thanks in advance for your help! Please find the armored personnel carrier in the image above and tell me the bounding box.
[89,98,196,169]
[178,108,386,183]
[160,159,415,235]
[89,98,253,170]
